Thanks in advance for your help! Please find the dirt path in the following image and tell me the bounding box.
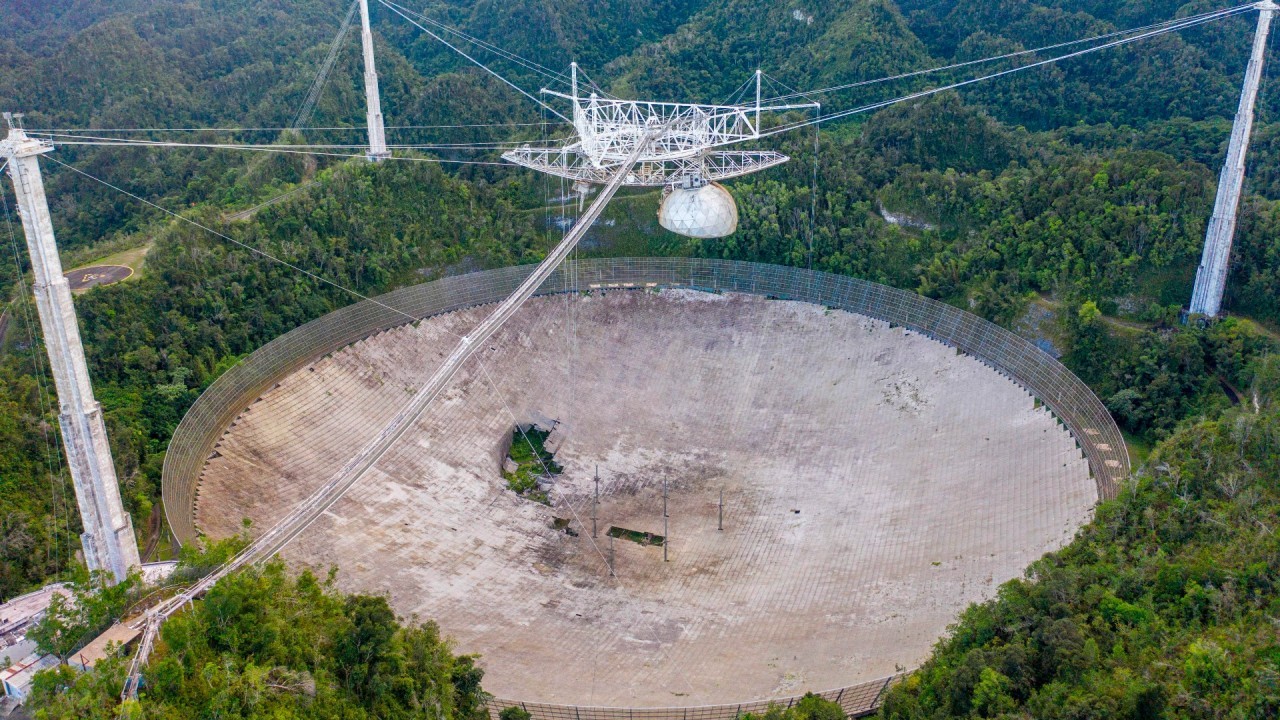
[1033,295,1152,334]
[140,503,162,563]
[225,180,315,223]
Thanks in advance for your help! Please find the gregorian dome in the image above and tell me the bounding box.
[658,182,739,238]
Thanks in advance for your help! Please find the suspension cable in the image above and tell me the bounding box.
[721,73,757,106]
[29,122,568,134]
[293,0,360,130]
[575,66,616,100]
[28,132,531,150]
[31,139,514,166]
[750,4,1256,141]
[379,0,571,85]
[763,1,1258,103]
[762,70,821,105]
[41,155,422,324]
[376,0,571,122]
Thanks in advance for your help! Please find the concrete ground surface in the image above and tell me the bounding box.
[0,585,69,664]
[194,289,1096,707]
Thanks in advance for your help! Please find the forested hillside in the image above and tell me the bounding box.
[1,0,1275,598]
[3,1,1280,715]
[31,555,495,719]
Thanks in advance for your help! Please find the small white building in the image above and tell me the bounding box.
[1,653,58,701]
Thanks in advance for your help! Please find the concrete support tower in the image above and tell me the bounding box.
[358,0,390,161]
[1,119,140,583]
[1189,1,1278,317]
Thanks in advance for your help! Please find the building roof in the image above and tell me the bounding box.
[0,585,70,636]
[70,623,141,672]
[0,640,36,668]
[2,653,58,695]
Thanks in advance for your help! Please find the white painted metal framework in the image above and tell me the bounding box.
[1190,1,1278,317]
[1,118,140,583]
[504,67,817,188]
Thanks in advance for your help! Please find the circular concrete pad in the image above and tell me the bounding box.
[195,290,1095,707]
[64,264,132,291]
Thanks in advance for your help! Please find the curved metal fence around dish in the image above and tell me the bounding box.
[483,675,904,720]
[163,256,1128,548]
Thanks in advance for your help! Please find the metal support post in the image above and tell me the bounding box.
[592,465,599,538]
[358,0,390,161]
[662,478,669,562]
[754,69,763,136]
[1189,1,1277,317]
[1,117,140,583]
[718,487,724,531]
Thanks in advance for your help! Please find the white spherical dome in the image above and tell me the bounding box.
[658,183,739,238]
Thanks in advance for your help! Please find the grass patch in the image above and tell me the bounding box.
[1230,315,1280,344]
[503,425,561,505]
[64,241,152,285]
[60,234,151,274]
[1121,428,1154,470]
[607,526,664,547]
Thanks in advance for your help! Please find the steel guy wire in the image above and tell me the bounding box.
[293,0,360,130]
[41,154,424,326]
[379,0,572,85]
[763,1,1259,102]
[377,0,572,122]
[1,165,72,572]
[751,5,1257,141]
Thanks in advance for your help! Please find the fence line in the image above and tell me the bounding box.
[483,675,904,720]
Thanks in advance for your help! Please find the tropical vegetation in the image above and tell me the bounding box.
[2,1,1279,717]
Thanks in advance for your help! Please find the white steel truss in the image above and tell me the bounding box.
[504,66,818,187]
[503,146,791,187]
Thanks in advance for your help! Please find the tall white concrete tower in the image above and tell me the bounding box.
[1,117,140,583]
[359,0,390,161]
[1189,1,1278,317]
